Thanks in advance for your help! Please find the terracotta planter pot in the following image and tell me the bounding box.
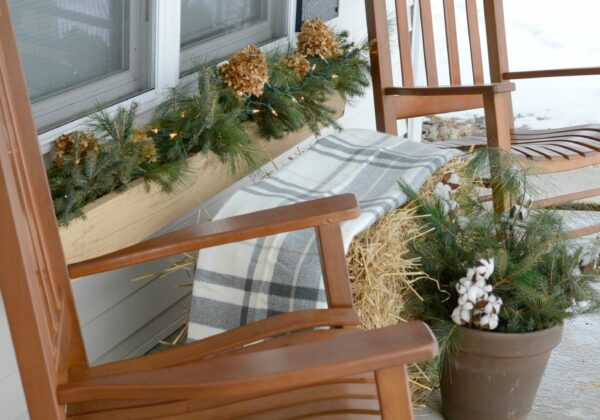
[441,324,563,420]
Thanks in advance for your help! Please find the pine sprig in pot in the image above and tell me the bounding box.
[400,149,600,418]
[401,150,599,342]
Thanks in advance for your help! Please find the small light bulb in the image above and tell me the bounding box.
[169,133,177,140]
[271,109,278,117]
[312,64,317,71]
[331,74,339,79]
[291,97,298,104]
[151,128,159,134]
[252,109,261,114]
[180,111,186,118]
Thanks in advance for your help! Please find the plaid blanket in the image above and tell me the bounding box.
[187,129,459,341]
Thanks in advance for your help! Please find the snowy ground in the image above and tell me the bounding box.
[425,0,600,129]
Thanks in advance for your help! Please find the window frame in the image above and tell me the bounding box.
[37,0,294,154]
[26,0,153,132]
[179,0,286,74]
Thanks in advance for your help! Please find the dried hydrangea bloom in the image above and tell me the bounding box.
[219,45,269,97]
[280,53,312,79]
[53,131,98,168]
[297,18,339,59]
[133,130,158,164]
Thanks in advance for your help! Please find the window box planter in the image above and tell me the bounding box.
[60,93,345,264]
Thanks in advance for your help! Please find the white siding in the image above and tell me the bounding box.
[0,1,398,418]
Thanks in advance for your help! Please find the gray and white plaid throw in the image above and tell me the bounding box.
[187,129,459,341]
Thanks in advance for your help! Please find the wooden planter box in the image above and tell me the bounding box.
[60,94,345,264]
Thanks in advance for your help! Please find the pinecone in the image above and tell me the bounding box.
[53,131,98,168]
[219,45,269,97]
[280,53,311,79]
[297,19,339,59]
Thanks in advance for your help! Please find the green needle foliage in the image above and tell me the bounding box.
[400,149,600,359]
[245,31,371,139]
[152,67,261,173]
[48,29,371,226]
[48,104,187,225]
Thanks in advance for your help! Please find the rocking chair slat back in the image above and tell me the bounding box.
[443,0,462,85]
[375,0,511,122]
[418,0,439,86]
[0,2,87,418]
[466,0,485,84]
[394,0,415,86]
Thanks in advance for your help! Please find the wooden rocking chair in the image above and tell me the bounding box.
[366,0,600,235]
[0,2,437,419]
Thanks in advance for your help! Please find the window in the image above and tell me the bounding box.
[9,0,153,131]
[8,0,290,143]
[180,0,286,73]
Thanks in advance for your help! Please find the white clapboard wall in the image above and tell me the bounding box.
[0,1,409,417]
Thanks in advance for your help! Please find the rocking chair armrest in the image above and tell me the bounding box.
[68,194,360,279]
[57,321,438,403]
[385,83,516,97]
[504,67,600,80]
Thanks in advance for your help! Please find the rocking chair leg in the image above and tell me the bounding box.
[483,91,513,213]
[375,365,414,420]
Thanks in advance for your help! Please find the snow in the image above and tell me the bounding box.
[429,0,600,128]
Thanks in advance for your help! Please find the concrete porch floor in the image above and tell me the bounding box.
[417,165,600,419]
[416,313,600,419]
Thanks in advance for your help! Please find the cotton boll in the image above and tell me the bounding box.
[475,258,495,279]
[518,193,533,208]
[466,268,477,283]
[510,205,528,221]
[484,302,494,314]
[463,302,474,310]
[474,265,486,277]
[479,314,490,327]
[571,267,582,277]
[451,307,462,325]
[475,275,486,288]
[447,172,460,188]
[434,182,451,201]
[488,315,499,330]
[458,276,471,287]
[467,286,480,303]
[448,200,458,212]
[460,309,472,323]
[441,201,450,216]
[457,284,467,294]
[458,294,469,306]
[457,216,469,231]
[483,284,493,293]
[578,252,597,272]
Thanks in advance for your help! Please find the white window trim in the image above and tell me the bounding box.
[38,0,295,155]
[32,1,150,132]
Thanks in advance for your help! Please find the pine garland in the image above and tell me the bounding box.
[48,104,188,225]
[48,21,372,226]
